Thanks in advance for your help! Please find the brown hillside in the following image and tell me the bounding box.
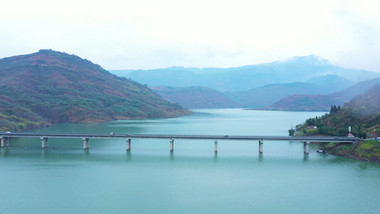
[0,50,190,131]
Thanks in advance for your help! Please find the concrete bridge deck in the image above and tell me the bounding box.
[1,132,360,154]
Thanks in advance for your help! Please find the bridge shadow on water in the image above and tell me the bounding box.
[1,145,316,166]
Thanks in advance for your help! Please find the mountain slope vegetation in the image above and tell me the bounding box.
[268,77,380,111]
[0,50,190,131]
[151,86,241,109]
[294,84,380,138]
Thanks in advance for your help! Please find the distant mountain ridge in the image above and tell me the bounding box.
[344,84,380,117]
[112,55,380,92]
[227,75,353,108]
[0,50,190,131]
[151,86,241,109]
[268,77,380,111]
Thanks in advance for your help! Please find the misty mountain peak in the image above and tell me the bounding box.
[286,55,329,66]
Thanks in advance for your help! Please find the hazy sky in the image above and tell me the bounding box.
[1,0,380,71]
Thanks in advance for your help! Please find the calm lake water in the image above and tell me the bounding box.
[1,109,380,214]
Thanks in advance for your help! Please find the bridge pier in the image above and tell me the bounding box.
[170,138,174,152]
[126,139,131,151]
[304,142,310,154]
[41,137,48,149]
[259,140,263,153]
[214,140,218,153]
[1,137,10,148]
[83,138,89,150]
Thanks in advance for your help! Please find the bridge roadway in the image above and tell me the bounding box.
[1,132,360,154]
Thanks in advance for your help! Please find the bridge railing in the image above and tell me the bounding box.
[1,132,361,142]
[1,132,361,153]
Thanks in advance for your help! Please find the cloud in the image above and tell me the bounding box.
[1,0,380,71]
[326,0,380,71]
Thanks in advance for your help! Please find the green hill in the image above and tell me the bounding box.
[0,50,190,131]
[294,84,380,138]
[294,84,380,162]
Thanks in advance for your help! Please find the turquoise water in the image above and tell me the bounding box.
[1,109,380,214]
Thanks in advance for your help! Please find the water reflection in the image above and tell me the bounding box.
[169,152,175,161]
[356,162,380,170]
[258,153,263,162]
[40,149,48,159]
[213,153,218,162]
[303,153,309,162]
[83,149,90,160]
[0,148,9,157]
[126,150,132,162]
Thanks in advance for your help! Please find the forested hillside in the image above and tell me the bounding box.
[0,50,190,131]
[294,84,380,138]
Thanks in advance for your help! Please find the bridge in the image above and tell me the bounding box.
[0,132,360,154]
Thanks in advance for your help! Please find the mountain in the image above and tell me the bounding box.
[295,84,380,138]
[294,84,380,162]
[0,50,190,131]
[151,86,241,109]
[267,94,334,111]
[227,75,353,108]
[344,84,380,117]
[113,55,380,92]
[228,82,320,108]
[305,75,353,90]
[267,77,380,111]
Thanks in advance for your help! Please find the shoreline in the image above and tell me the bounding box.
[322,140,380,163]
[1,111,193,133]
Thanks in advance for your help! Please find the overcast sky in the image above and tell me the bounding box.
[1,0,380,71]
